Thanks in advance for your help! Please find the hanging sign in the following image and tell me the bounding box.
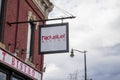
[39,23,69,54]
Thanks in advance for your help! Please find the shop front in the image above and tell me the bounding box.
[0,48,41,80]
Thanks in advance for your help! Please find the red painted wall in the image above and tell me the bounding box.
[3,0,44,72]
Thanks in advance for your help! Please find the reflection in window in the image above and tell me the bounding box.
[12,77,23,80]
[12,77,19,80]
[0,71,7,80]
[12,75,25,80]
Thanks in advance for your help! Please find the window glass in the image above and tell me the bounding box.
[12,76,25,80]
[12,77,19,80]
[0,71,7,80]
[12,77,20,80]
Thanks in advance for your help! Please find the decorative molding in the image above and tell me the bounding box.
[32,0,54,18]
[25,58,35,67]
[0,42,5,49]
[28,11,40,30]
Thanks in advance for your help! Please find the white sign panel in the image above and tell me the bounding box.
[39,23,69,54]
[0,49,41,80]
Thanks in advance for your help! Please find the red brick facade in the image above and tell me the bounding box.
[0,0,53,80]
[4,0,44,71]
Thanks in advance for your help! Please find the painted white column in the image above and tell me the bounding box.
[26,23,31,59]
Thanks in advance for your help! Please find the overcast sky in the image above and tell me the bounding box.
[43,0,120,80]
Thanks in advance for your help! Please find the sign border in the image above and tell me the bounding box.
[39,23,69,54]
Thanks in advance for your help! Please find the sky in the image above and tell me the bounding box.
[43,0,120,80]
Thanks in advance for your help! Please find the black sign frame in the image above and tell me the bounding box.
[39,23,69,54]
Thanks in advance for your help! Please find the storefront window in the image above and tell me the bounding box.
[12,76,25,80]
[12,77,19,80]
[12,77,21,80]
[0,71,7,80]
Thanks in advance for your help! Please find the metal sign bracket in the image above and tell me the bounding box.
[7,16,76,26]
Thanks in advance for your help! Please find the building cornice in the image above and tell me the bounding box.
[32,0,54,18]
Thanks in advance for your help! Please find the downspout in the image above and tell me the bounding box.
[1,0,7,42]
[14,0,20,52]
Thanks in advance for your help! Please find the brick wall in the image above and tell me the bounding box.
[3,0,45,72]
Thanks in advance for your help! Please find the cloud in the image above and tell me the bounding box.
[88,43,120,80]
[44,0,120,80]
[98,43,120,56]
[89,54,120,80]
[43,63,63,80]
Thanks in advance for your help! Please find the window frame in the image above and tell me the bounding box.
[26,22,35,62]
[0,66,10,80]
